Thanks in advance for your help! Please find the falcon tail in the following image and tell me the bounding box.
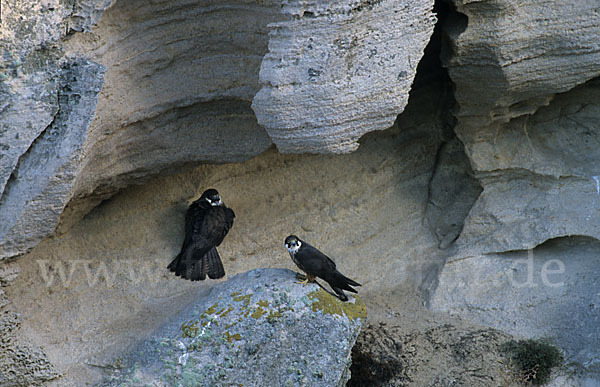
[326,270,361,301]
[204,247,226,279]
[167,247,225,281]
[332,287,350,302]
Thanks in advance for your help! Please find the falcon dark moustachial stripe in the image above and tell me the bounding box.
[284,235,361,301]
[168,189,235,281]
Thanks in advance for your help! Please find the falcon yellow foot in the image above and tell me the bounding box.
[296,273,307,281]
[295,273,315,285]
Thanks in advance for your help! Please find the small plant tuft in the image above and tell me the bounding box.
[502,339,563,385]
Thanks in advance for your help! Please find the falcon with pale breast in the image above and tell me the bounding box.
[285,235,360,301]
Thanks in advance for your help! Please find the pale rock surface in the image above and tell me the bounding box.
[0,0,75,202]
[64,0,282,204]
[434,2,600,381]
[105,269,366,386]
[4,81,450,385]
[432,237,600,380]
[0,270,59,386]
[0,311,60,386]
[445,0,600,133]
[424,137,481,250]
[1,0,438,260]
[0,0,110,260]
[444,0,600,256]
[349,322,517,386]
[252,0,437,153]
[0,59,104,260]
[455,78,600,256]
[2,0,600,385]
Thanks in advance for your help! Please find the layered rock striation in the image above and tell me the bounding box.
[443,0,600,256]
[1,0,438,260]
[252,0,437,153]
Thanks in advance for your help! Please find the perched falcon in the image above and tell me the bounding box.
[168,189,235,281]
[284,235,360,301]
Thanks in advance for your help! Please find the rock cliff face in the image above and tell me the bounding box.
[1,0,437,260]
[433,0,600,379]
[0,1,108,260]
[432,236,600,373]
[443,0,600,257]
[1,0,600,384]
[454,78,600,256]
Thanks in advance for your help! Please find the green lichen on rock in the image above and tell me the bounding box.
[231,292,253,318]
[251,306,267,319]
[217,306,234,318]
[204,303,219,315]
[307,289,367,320]
[267,309,283,322]
[257,299,269,308]
[180,319,200,338]
[224,331,243,343]
[231,292,251,307]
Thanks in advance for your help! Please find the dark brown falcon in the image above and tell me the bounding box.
[168,189,235,280]
[284,235,360,301]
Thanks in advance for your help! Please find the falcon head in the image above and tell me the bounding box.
[285,235,302,254]
[201,188,223,206]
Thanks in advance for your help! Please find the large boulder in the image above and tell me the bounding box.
[105,268,366,386]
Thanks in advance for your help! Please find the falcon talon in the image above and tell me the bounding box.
[284,235,361,302]
[167,189,235,281]
[295,273,307,281]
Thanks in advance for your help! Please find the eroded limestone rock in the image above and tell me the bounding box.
[455,78,600,256]
[0,1,109,260]
[252,0,437,153]
[0,59,105,260]
[443,0,600,256]
[425,137,482,249]
[445,0,600,133]
[349,322,516,386]
[64,0,282,202]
